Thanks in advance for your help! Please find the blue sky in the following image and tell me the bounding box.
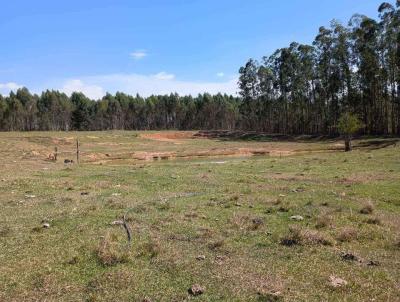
[0,0,383,98]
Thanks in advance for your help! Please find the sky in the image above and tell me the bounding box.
[0,0,384,99]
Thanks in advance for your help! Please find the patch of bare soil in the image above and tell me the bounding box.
[92,148,276,163]
[141,131,197,144]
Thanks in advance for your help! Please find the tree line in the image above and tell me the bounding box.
[0,90,240,131]
[0,1,399,134]
[238,1,400,135]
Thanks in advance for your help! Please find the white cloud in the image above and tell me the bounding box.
[59,73,238,99]
[130,50,148,60]
[0,82,23,95]
[61,79,105,99]
[153,72,175,80]
[216,72,225,77]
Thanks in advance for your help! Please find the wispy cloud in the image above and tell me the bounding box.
[61,79,105,100]
[58,72,238,99]
[153,72,175,80]
[216,72,225,77]
[130,50,148,60]
[0,82,23,95]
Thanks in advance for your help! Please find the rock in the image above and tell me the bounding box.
[252,218,264,225]
[42,223,50,228]
[196,255,206,261]
[340,252,359,262]
[290,215,304,221]
[111,220,123,225]
[329,275,348,288]
[25,194,36,198]
[367,260,380,266]
[64,159,74,164]
[188,284,205,296]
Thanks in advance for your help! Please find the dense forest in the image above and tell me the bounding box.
[0,1,399,134]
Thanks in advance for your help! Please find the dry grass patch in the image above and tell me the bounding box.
[0,226,11,237]
[281,225,334,246]
[137,239,161,259]
[365,217,382,225]
[86,270,135,301]
[96,232,131,266]
[337,227,358,242]
[315,215,332,229]
[360,201,375,215]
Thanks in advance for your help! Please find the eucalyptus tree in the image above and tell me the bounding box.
[350,15,382,134]
[238,59,261,129]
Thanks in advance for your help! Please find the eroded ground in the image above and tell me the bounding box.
[0,131,399,301]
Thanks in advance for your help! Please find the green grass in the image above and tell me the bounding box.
[0,131,399,301]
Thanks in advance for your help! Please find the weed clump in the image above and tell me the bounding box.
[315,215,332,229]
[360,202,374,214]
[281,226,333,246]
[96,233,130,266]
[208,239,225,250]
[337,227,358,242]
[0,226,11,237]
[137,239,161,259]
[365,217,382,225]
[281,226,303,246]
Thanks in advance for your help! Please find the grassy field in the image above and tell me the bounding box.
[0,131,399,301]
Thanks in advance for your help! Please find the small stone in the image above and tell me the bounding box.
[42,223,50,228]
[111,220,123,225]
[340,252,359,262]
[290,215,304,221]
[196,255,206,261]
[25,194,36,198]
[367,260,380,266]
[188,284,205,296]
[329,275,348,288]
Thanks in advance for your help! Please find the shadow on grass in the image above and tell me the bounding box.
[194,130,400,150]
[354,139,399,150]
[195,130,340,143]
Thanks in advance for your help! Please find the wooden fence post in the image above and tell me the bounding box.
[54,147,58,162]
[76,139,80,164]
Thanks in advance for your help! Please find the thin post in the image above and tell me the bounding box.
[54,146,58,162]
[76,139,80,164]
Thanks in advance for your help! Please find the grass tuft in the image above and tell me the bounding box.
[96,233,130,266]
[360,201,374,214]
[337,227,358,242]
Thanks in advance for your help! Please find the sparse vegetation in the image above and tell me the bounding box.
[0,131,399,301]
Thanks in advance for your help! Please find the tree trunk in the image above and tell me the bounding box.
[344,135,352,152]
